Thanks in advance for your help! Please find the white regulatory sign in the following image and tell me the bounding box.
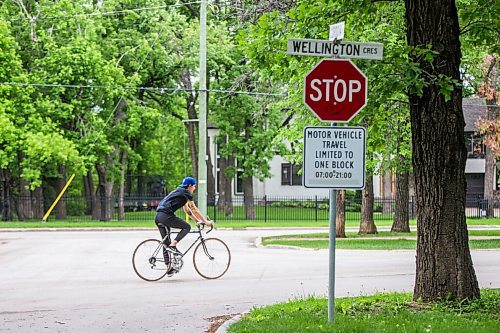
[303,126,366,189]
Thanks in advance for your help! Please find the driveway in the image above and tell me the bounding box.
[0,229,498,332]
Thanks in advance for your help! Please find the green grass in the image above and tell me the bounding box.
[264,231,415,239]
[0,217,499,229]
[228,290,500,333]
[263,238,417,250]
[261,228,500,250]
[262,238,500,250]
[469,229,500,236]
[266,229,500,239]
[466,218,500,225]
[0,220,156,229]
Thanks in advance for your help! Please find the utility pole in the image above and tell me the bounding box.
[197,0,207,215]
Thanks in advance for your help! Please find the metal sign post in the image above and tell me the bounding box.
[303,125,366,322]
[293,22,381,324]
[328,187,337,322]
[328,123,337,323]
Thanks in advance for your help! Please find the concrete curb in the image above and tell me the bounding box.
[214,312,248,333]
[254,236,320,251]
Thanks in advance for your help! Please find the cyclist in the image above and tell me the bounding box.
[155,176,212,274]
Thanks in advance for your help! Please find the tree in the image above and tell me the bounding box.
[213,92,281,219]
[405,0,479,301]
[239,0,495,302]
[0,17,84,221]
[380,101,412,233]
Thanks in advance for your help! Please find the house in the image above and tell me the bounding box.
[462,98,488,201]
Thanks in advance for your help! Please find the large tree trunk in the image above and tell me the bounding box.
[359,177,377,234]
[55,165,67,220]
[405,0,479,301]
[336,190,346,238]
[94,99,126,221]
[392,171,410,232]
[243,176,255,220]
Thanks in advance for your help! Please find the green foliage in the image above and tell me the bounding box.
[458,0,500,54]
[0,0,497,204]
[211,44,283,181]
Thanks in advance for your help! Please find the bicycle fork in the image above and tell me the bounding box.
[200,239,214,260]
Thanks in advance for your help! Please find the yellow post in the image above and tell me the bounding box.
[42,173,76,222]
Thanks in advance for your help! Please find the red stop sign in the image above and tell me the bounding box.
[304,59,367,122]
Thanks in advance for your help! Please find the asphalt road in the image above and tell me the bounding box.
[0,229,499,333]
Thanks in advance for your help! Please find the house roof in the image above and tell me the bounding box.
[463,98,487,132]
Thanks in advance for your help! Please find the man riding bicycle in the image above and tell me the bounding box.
[155,177,212,275]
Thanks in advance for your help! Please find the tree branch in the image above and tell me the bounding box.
[181,0,199,18]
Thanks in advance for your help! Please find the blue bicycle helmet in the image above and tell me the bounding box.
[180,177,197,187]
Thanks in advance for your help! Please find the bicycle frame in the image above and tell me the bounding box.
[133,221,230,281]
[152,224,214,260]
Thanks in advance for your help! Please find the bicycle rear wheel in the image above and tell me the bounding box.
[193,238,231,279]
[132,239,171,282]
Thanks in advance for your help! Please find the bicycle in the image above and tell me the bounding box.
[132,223,231,281]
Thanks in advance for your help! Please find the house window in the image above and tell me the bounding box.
[281,163,302,186]
[235,170,244,194]
[497,167,500,191]
[465,133,485,158]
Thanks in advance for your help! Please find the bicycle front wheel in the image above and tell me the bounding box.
[132,239,171,282]
[193,238,231,279]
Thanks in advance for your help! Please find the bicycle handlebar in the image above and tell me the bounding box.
[196,221,214,231]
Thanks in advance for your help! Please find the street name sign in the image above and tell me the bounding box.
[287,38,384,60]
[329,21,345,40]
[304,59,367,122]
[303,126,366,189]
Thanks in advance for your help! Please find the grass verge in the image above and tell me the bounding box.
[265,229,500,239]
[262,238,500,250]
[228,289,500,333]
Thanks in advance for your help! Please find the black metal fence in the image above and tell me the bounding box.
[1,195,499,222]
